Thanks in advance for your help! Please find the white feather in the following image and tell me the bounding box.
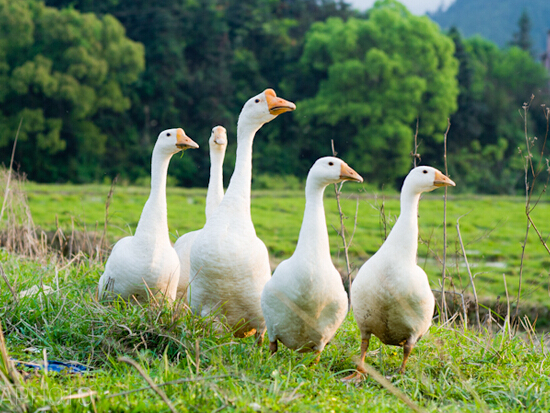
[261,157,362,354]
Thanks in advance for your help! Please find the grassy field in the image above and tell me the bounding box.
[1,180,550,412]
[20,181,550,310]
[1,252,549,412]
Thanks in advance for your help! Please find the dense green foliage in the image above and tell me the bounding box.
[296,1,458,184]
[429,0,550,54]
[40,0,357,186]
[0,0,144,182]
[446,29,550,193]
[0,0,549,193]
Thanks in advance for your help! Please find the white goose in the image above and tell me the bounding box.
[189,89,295,340]
[261,157,363,360]
[344,166,455,380]
[174,126,228,300]
[98,128,199,302]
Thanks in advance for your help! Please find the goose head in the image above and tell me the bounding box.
[404,166,455,194]
[309,156,363,186]
[157,128,199,155]
[238,89,296,129]
[209,126,228,152]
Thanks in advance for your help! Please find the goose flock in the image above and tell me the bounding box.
[98,88,456,378]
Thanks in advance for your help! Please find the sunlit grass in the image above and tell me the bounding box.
[20,182,550,309]
[1,252,549,412]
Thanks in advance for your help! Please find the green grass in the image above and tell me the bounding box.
[20,181,550,310]
[1,252,549,412]
[2,180,550,411]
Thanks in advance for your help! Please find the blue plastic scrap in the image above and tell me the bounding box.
[12,359,89,374]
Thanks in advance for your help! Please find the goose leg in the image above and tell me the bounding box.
[313,350,321,364]
[398,338,415,374]
[341,335,371,382]
[255,329,265,346]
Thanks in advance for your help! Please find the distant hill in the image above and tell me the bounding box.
[428,0,550,57]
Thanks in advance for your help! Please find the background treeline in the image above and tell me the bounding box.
[0,0,549,193]
[430,0,550,55]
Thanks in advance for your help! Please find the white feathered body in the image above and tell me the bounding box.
[351,168,445,348]
[351,247,434,347]
[261,157,361,352]
[175,126,227,300]
[98,128,197,302]
[99,230,180,301]
[190,206,271,336]
[188,90,295,338]
[262,252,348,352]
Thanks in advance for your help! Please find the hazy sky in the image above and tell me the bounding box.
[346,0,457,15]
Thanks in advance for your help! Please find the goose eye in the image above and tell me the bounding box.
[328,162,334,166]
[167,133,171,137]
[423,169,428,174]
[255,99,260,103]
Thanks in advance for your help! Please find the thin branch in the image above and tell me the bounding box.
[331,140,354,303]
[99,175,118,262]
[411,117,421,167]
[456,214,480,329]
[440,118,451,323]
[118,357,177,413]
[355,363,426,413]
[106,374,231,399]
[0,119,23,223]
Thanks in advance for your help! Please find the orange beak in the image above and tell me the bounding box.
[176,128,199,150]
[433,170,455,187]
[340,162,363,183]
[265,89,296,115]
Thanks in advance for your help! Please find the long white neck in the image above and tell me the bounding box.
[134,145,171,242]
[294,180,331,261]
[382,187,420,264]
[220,120,259,218]
[205,147,225,219]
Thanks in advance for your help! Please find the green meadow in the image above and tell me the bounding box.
[1,181,550,412]
[22,181,550,311]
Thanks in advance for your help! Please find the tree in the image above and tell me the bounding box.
[447,34,549,193]
[43,0,356,186]
[508,9,533,56]
[295,0,459,185]
[0,0,144,182]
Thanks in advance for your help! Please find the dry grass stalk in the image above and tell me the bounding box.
[354,363,426,413]
[118,356,178,413]
[98,175,118,262]
[502,273,512,341]
[456,214,480,329]
[516,98,550,320]
[0,321,26,413]
[410,117,421,167]
[0,119,22,223]
[439,118,452,323]
[0,167,47,260]
[330,140,359,302]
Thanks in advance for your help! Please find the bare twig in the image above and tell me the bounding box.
[354,363,426,413]
[0,262,18,304]
[99,175,118,262]
[0,321,26,413]
[118,356,177,413]
[331,140,355,303]
[106,374,231,399]
[502,273,511,341]
[0,119,23,223]
[410,117,421,167]
[456,214,480,329]
[440,118,451,323]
